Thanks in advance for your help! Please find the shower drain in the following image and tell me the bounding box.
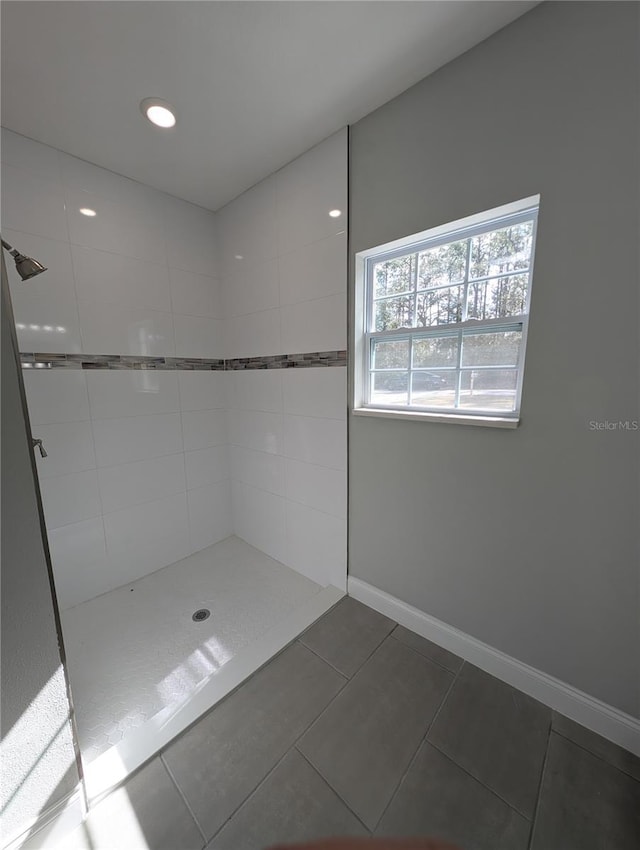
[192,608,211,622]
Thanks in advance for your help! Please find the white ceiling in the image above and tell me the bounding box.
[1,1,537,211]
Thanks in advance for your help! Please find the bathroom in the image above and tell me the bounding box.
[2,3,639,849]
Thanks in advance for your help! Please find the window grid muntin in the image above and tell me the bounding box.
[369,324,523,414]
[364,207,537,417]
[373,268,532,313]
[370,216,534,334]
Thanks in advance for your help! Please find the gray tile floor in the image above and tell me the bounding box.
[50,598,640,850]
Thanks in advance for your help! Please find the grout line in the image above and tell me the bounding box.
[44,469,228,520]
[203,662,352,845]
[550,727,640,782]
[277,228,347,263]
[294,746,372,836]
[422,659,547,824]
[281,409,347,423]
[88,408,220,424]
[230,440,344,472]
[296,617,398,691]
[425,661,551,822]
[78,374,111,572]
[296,639,350,680]
[527,722,553,850]
[49,483,195,530]
[387,631,463,677]
[174,376,192,546]
[282,631,412,831]
[66,222,87,357]
[428,739,534,823]
[370,657,462,833]
[205,746,295,843]
[292,627,465,835]
[160,753,208,847]
[227,473,345,522]
[96,443,223,474]
[227,289,344,319]
[71,301,182,319]
[76,371,108,541]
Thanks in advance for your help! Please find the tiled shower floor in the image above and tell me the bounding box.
[61,536,322,765]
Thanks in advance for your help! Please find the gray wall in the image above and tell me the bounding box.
[349,1,639,717]
[1,259,80,845]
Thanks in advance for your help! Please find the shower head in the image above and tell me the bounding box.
[1,239,47,280]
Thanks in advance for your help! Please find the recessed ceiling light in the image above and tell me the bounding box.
[140,98,176,129]
[80,207,97,217]
[329,209,342,218]
[234,255,244,260]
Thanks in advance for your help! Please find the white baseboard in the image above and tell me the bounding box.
[4,788,85,850]
[348,577,640,757]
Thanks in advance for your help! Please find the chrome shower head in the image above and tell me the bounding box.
[1,239,47,280]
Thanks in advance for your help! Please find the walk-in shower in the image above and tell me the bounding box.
[2,125,348,814]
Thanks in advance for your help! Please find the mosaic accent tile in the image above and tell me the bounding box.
[226,350,347,370]
[20,353,225,371]
[167,357,226,371]
[20,350,347,371]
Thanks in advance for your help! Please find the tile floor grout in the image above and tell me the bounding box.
[203,744,300,847]
[549,727,640,782]
[427,739,534,824]
[294,745,373,836]
[370,654,464,833]
[526,721,552,850]
[300,602,397,680]
[289,628,395,747]
[160,752,208,848]
[199,626,402,844]
[417,660,549,827]
[387,631,463,676]
[202,667,361,848]
[295,637,353,679]
[197,644,354,847]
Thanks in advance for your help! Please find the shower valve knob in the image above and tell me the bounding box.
[32,438,47,458]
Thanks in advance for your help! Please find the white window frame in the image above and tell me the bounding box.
[353,196,540,428]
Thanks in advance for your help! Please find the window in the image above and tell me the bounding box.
[354,197,539,426]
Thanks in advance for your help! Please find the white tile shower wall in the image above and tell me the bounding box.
[219,129,347,359]
[23,367,232,608]
[226,368,347,588]
[5,126,348,601]
[1,128,223,358]
[3,128,230,607]
[219,129,348,590]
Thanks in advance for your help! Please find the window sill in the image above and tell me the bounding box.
[352,407,520,429]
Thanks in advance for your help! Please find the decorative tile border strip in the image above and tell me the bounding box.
[20,350,347,371]
[20,353,225,371]
[226,351,347,370]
